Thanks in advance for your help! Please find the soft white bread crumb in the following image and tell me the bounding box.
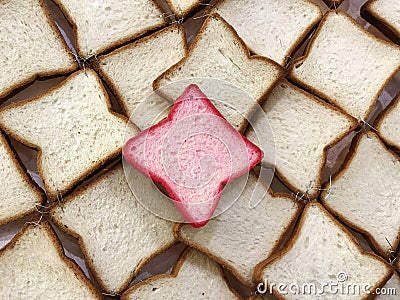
[376,273,400,300]
[321,132,400,257]
[255,202,392,300]
[166,0,203,18]
[376,94,400,152]
[0,0,77,100]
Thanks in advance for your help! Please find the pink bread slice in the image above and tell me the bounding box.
[123,84,263,227]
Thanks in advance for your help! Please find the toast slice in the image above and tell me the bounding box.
[175,172,302,286]
[53,0,167,57]
[212,0,322,65]
[254,202,392,299]
[375,94,400,152]
[321,132,400,257]
[0,220,101,299]
[96,25,188,130]
[154,14,283,133]
[166,0,204,19]
[289,11,400,120]
[0,69,130,199]
[50,164,177,294]
[0,0,77,100]
[121,248,240,299]
[246,80,356,199]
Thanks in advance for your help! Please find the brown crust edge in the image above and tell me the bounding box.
[322,0,345,9]
[165,0,205,19]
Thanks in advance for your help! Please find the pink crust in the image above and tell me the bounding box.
[123,84,263,227]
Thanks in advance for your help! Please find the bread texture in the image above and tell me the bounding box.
[166,0,204,18]
[376,272,400,300]
[0,220,101,299]
[321,132,400,257]
[122,248,240,299]
[290,11,400,120]
[254,202,392,300]
[0,69,130,199]
[97,25,188,130]
[212,0,322,65]
[53,0,167,57]
[0,0,77,100]
[375,94,400,152]
[50,164,177,294]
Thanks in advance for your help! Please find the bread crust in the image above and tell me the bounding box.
[165,0,205,19]
[323,0,344,9]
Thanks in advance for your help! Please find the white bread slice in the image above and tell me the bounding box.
[212,0,322,65]
[50,164,176,294]
[0,220,101,299]
[97,25,188,130]
[375,94,400,152]
[0,0,77,100]
[246,80,356,199]
[376,272,400,300]
[322,0,344,9]
[254,202,392,300]
[290,11,400,120]
[166,0,204,18]
[321,132,400,257]
[53,0,167,57]
[0,69,130,199]
[121,248,240,299]
[361,0,400,44]
[153,14,283,133]
[175,172,302,287]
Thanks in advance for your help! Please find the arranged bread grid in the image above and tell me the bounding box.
[0,70,130,199]
[290,11,400,121]
[376,272,400,300]
[375,94,400,152]
[0,0,77,100]
[96,25,188,130]
[0,220,101,299]
[321,132,400,257]
[212,0,322,65]
[254,202,392,300]
[122,248,240,299]
[165,0,204,19]
[53,0,167,57]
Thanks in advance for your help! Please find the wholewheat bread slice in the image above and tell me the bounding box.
[212,0,322,65]
[321,132,400,257]
[53,0,167,57]
[0,69,130,199]
[50,164,177,294]
[97,25,188,130]
[376,272,400,300]
[165,0,204,19]
[289,11,400,120]
[375,94,400,152]
[175,172,302,287]
[153,14,283,133]
[0,220,101,299]
[0,0,77,100]
[246,80,356,199]
[254,202,392,300]
[121,248,240,299]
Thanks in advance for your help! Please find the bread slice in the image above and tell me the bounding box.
[375,94,400,152]
[246,80,356,199]
[175,171,301,286]
[50,163,177,294]
[361,0,400,44]
[53,0,167,57]
[166,0,204,19]
[0,219,101,299]
[0,69,130,199]
[254,202,392,300]
[153,14,283,133]
[212,0,322,65]
[96,25,188,130]
[321,132,400,257]
[376,272,400,300]
[121,248,240,299]
[322,0,344,9]
[289,11,400,120]
[0,0,77,100]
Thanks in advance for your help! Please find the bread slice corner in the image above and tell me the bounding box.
[165,0,204,19]
[322,0,345,9]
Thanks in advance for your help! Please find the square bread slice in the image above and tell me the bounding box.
[0,0,77,100]
[321,132,400,257]
[289,11,400,121]
[166,0,204,19]
[50,163,177,294]
[375,94,400,152]
[0,69,130,199]
[212,0,322,65]
[246,80,356,199]
[96,25,188,130]
[153,14,284,133]
[121,248,240,299]
[53,0,167,57]
[0,220,101,299]
[254,202,392,300]
[361,0,400,44]
[175,172,302,287]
